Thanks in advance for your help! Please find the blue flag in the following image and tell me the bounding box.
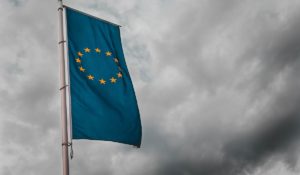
[66,7,142,147]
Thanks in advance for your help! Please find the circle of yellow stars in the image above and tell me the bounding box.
[75,47,123,85]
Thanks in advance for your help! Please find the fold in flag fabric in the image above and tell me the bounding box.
[66,7,142,147]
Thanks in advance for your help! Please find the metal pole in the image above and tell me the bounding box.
[58,0,69,175]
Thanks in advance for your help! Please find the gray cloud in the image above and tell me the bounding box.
[1,0,300,175]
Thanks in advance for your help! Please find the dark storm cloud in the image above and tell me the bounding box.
[224,114,300,174]
[152,60,300,175]
[137,1,300,175]
[222,67,300,174]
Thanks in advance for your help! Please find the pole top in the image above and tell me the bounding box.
[58,0,63,7]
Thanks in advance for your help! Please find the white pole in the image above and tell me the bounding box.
[58,0,70,175]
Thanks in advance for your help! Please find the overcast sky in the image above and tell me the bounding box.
[1,0,300,175]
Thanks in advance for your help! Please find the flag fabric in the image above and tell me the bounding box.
[66,7,142,147]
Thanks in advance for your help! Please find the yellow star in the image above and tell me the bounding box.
[95,48,101,53]
[106,51,112,56]
[99,79,106,85]
[75,58,81,63]
[110,77,117,83]
[114,58,119,63]
[117,72,122,78]
[78,52,83,57]
[79,66,85,72]
[84,48,90,52]
[87,75,94,80]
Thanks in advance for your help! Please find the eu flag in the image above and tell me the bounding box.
[66,7,142,147]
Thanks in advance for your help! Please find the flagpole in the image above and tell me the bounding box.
[58,0,70,175]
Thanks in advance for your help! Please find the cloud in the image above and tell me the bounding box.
[0,0,300,175]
